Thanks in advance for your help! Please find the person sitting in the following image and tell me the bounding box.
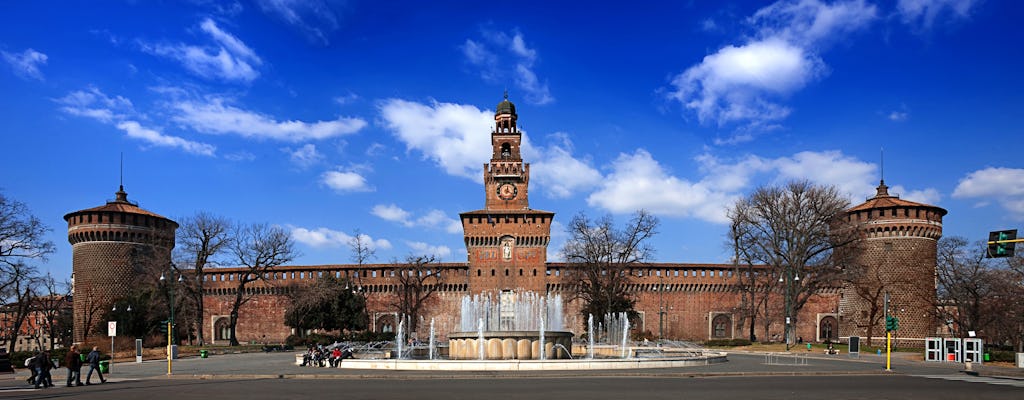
[330,348,342,367]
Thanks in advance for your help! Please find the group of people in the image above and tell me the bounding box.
[25,345,106,389]
[299,344,353,368]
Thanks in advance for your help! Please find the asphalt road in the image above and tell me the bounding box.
[0,351,1020,399]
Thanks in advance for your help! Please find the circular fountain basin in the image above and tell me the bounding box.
[447,331,574,360]
[336,349,729,371]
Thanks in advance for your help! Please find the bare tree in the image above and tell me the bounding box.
[560,210,659,326]
[175,212,234,345]
[841,262,890,346]
[3,261,39,351]
[391,254,443,334]
[284,275,367,334]
[34,273,71,350]
[728,180,859,344]
[0,191,55,282]
[348,228,377,266]
[0,192,52,298]
[227,223,296,346]
[935,236,1003,338]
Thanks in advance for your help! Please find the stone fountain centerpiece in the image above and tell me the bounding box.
[447,292,573,360]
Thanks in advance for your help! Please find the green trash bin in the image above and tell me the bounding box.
[984,353,990,362]
[98,360,109,373]
[200,350,208,359]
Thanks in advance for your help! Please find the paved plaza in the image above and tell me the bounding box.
[1,350,1021,398]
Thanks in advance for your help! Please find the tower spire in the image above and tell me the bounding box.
[879,147,885,185]
[115,152,128,203]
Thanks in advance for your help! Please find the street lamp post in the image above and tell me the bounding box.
[780,265,800,351]
[160,263,183,375]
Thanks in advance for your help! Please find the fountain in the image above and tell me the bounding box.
[335,290,727,370]
[447,292,572,360]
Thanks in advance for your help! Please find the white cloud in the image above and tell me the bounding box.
[588,150,737,223]
[591,148,940,224]
[891,185,942,205]
[255,0,341,45]
[416,210,463,234]
[463,29,553,105]
[2,48,47,80]
[953,167,1024,219]
[667,0,877,134]
[290,226,391,250]
[321,169,372,192]
[334,92,359,105]
[116,121,217,156]
[284,144,323,168]
[529,133,602,198]
[171,96,366,141]
[406,241,452,259]
[771,150,877,198]
[668,38,825,128]
[751,0,878,47]
[371,204,413,226]
[55,87,135,123]
[897,0,978,30]
[140,18,262,82]
[372,204,461,234]
[378,98,492,179]
[888,111,909,121]
[55,87,216,156]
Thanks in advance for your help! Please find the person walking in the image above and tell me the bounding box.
[84,346,106,385]
[24,353,37,385]
[32,350,55,389]
[64,345,83,387]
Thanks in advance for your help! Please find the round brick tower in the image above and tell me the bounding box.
[839,181,946,345]
[65,186,177,342]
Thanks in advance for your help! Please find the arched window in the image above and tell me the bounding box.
[712,314,732,338]
[819,316,838,341]
[214,317,231,342]
[501,143,511,159]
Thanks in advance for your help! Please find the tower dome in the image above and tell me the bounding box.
[64,186,177,342]
[496,92,516,116]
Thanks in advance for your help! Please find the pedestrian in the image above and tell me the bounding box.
[84,346,106,385]
[24,353,38,385]
[64,345,84,387]
[32,350,55,389]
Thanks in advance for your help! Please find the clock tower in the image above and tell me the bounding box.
[461,94,554,294]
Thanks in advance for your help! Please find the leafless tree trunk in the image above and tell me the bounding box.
[391,254,443,334]
[729,180,859,344]
[560,210,659,327]
[175,212,234,346]
[228,223,296,346]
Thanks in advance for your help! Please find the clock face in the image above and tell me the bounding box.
[497,182,518,200]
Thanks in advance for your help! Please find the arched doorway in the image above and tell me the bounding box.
[819,316,838,342]
[376,314,396,333]
[213,317,231,342]
[711,314,732,339]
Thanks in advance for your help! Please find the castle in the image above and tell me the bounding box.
[67,96,946,346]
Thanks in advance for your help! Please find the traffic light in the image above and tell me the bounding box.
[987,229,1017,258]
[159,320,168,333]
[885,315,899,332]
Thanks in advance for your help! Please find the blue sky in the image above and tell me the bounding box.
[2,0,1022,280]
